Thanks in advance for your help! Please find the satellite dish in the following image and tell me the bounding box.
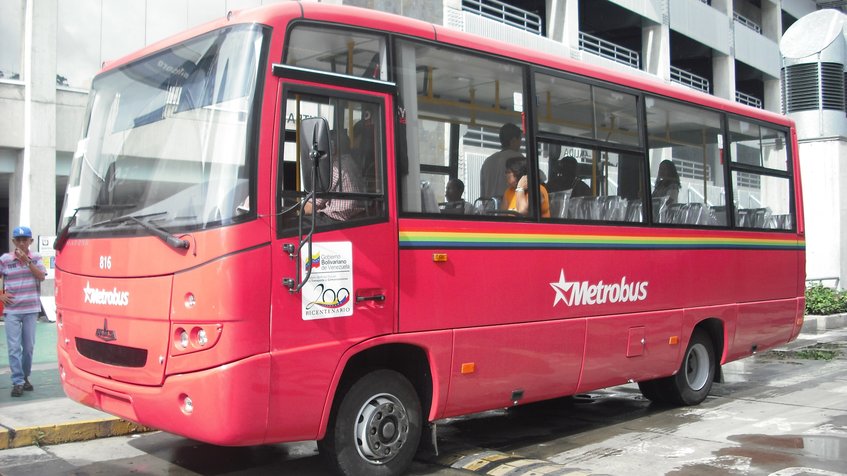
[781,9,846,59]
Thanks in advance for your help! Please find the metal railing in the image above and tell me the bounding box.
[461,0,542,35]
[733,12,761,34]
[578,32,640,69]
[670,66,710,93]
[736,91,763,109]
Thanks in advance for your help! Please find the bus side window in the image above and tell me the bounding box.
[277,92,386,235]
[394,39,528,218]
[646,97,726,227]
[541,141,645,223]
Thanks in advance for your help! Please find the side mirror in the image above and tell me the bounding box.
[300,117,333,193]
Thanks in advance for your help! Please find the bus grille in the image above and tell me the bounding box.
[75,338,148,368]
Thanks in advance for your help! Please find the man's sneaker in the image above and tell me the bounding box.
[23,379,33,391]
[11,385,23,397]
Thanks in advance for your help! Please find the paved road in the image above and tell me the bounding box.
[1,329,845,476]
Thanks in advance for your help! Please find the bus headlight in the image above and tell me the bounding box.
[170,323,222,355]
[196,328,208,346]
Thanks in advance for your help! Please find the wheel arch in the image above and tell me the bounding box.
[317,341,436,441]
[692,317,725,383]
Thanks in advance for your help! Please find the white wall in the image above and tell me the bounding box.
[799,139,847,287]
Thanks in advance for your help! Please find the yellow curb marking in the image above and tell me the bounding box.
[0,418,153,449]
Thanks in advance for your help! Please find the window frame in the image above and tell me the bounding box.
[391,35,534,221]
[275,83,390,238]
[724,113,795,231]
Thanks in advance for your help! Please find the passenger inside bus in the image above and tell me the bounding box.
[440,178,474,215]
[652,159,681,205]
[558,156,592,198]
[480,123,524,202]
[302,131,366,224]
[502,156,550,217]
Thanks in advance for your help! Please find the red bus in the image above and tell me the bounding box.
[55,3,804,475]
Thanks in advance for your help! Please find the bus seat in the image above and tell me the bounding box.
[603,196,625,221]
[420,181,439,213]
[736,208,750,227]
[751,207,772,228]
[566,196,585,219]
[769,214,792,229]
[710,206,727,226]
[652,196,669,223]
[473,197,500,215]
[625,200,643,222]
[549,190,571,218]
[685,203,706,225]
[589,196,605,220]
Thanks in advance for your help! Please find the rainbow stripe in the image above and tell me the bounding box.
[399,229,805,251]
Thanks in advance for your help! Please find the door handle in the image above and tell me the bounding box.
[356,294,385,303]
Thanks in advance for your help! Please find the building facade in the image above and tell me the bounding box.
[0,0,834,292]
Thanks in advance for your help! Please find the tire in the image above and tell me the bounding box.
[665,329,716,405]
[637,379,667,404]
[319,369,422,476]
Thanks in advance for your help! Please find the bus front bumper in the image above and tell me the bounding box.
[57,347,272,446]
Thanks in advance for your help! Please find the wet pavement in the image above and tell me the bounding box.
[0,328,844,475]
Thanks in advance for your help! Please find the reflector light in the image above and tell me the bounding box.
[460,362,475,374]
[181,394,194,414]
[433,253,448,262]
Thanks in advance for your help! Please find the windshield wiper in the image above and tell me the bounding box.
[87,212,190,250]
[54,204,137,251]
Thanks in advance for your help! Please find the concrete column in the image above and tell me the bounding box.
[712,53,735,101]
[764,77,781,113]
[799,139,847,289]
[761,0,781,43]
[19,0,57,291]
[711,0,730,16]
[643,23,670,81]
[546,0,578,52]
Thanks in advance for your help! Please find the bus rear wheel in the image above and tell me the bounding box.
[319,369,422,476]
[638,329,715,406]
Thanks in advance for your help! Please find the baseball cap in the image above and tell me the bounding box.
[12,226,32,238]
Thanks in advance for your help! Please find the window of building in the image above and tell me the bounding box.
[0,0,24,81]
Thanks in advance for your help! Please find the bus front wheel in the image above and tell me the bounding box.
[319,369,422,476]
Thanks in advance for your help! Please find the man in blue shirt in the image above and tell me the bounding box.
[0,226,47,397]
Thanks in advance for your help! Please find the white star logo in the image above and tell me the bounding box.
[549,269,573,307]
[83,281,95,304]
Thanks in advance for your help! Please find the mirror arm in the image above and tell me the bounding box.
[288,150,320,294]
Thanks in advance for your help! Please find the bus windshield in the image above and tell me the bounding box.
[60,24,266,235]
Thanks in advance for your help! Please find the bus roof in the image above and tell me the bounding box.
[97,1,793,128]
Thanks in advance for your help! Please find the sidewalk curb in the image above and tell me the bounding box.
[801,313,847,334]
[0,418,153,449]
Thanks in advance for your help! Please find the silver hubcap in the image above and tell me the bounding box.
[685,342,710,391]
[355,393,409,464]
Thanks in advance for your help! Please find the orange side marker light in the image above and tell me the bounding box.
[433,253,448,262]
[669,336,679,345]
[460,362,475,374]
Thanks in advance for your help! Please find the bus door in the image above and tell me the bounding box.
[268,86,395,439]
